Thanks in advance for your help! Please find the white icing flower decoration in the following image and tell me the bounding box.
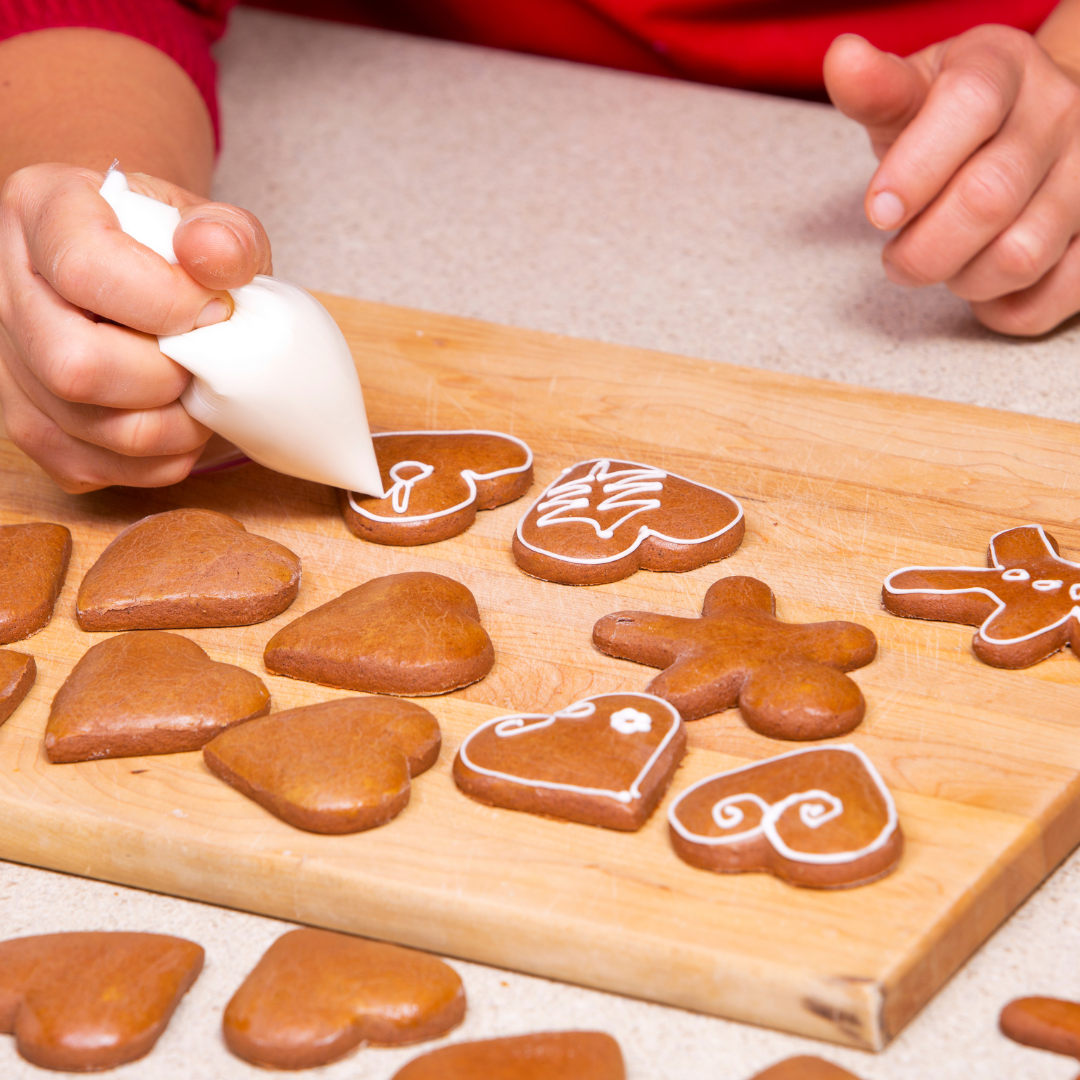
[609,707,653,735]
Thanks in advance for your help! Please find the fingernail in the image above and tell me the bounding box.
[869,190,905,230]
[195,298,229,328]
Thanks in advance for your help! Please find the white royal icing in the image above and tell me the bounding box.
[458,693,682,805]
[347,431,533,523]
[610,707,653,734]
[882,524,1080,647]
[667,744,899,866]
[514,458,744,566]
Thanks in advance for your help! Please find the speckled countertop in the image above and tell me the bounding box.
[4,8,1080,1078]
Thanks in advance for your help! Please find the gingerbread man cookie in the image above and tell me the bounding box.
[341,430,533,545]
[668,744,902,888]
[512,458,744,585]
[592,577,877,737]
[883,524,1080,668]
[1000,996,1080,1061]
[453,692,685,831]
[0,522,71,644]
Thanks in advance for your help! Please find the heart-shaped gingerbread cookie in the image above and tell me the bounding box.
[512,458,744,585]
[46,631,270,763]
[0,931,203,1071]
[453,692,685,831]
[76,508,301,631]
[223,929,465,1068]
[668,744,902,888]
[0,522,71,643]
[264,572,494,695]
[341,430,533,545]
[204,697,441,833]
[0,649,35,727]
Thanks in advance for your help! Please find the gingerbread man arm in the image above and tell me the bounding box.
[592,612,695,670]
[882,566,1002,626]
[788,622,878,672]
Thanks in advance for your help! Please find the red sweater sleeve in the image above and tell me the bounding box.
[0,0,238,142]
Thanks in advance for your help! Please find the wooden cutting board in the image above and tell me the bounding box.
[3,294,1080,1051]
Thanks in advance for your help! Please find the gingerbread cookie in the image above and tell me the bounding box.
[593,577,877,736]
[341,430,533,545]
[668,744,902,888]
[1000,996,1080,1060]
[750,1057,864,1079]
[883,524,1080,668]
[0,931,203,1071]
[46,631,270,763]
[76,508,300,631]
[0,650,35,727]
[265,572,494,695]
[512,458,744,585]
[204,697,441,833]
[454,692,685,831]
[223,929,465,1068]
[0,522,71,643]
[393,1031,625,1080]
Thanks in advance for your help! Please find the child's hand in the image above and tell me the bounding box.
[824,22,1080,335]
[0,164,271,492]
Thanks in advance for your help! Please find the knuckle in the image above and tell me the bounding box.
[993,227,1046,282]
[36,338,101,402]
[954,158,1024,225]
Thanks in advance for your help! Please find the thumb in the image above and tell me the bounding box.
[173,203,273,292]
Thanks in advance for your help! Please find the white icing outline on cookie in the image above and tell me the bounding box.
[667,744,898,866]
[514,458,744,566]
[346,431,534,523]
[458,692,681,805]
[883,523,1080,647]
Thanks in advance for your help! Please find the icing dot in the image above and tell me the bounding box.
[1001,568,1030,581]
[1071,583,1080,602]
[610,707,652,735]
[1033,579,1064,592]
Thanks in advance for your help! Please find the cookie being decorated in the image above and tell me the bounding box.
[76,508,301,631]
[341,430,533,545]
[264,572,494,695]
[223,929,465,1069]
[204,697,441,833]
[751,1057,864,1080]
[512,458,744,585]
[0,931,203,1071]
[883,524,1080,668]
[1000,997,1080,1060]
[453,692,685,831]
[0,522,71,643]
[46,631,270,763]
[593,577,877,737]
[668,744,902,888]
[0,650,35,727]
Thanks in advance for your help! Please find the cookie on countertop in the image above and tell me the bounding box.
[341,430,533,545]
[76,508,301,631]
[593,576,877,737]
[265,572,494,695]
[392,1031,625,1080]
[46,631,270,763]
[512,458,744,585]
[0,931,203,1071]
[0,522,71,643]
[453,692,685,831]
[223,929,465,1068]
[750,1057,864,1079]
[204,697,441,833]
[884,524,1080,668]
[1000,996,1080,1060]
[668,744,902,888]
[0,650,35,728]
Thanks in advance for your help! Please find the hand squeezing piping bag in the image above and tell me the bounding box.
[99,168,385,496]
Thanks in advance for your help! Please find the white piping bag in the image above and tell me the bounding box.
[99,168,385,496]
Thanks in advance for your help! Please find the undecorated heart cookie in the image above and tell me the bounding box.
[668,744,902,888]
[750,1057,864,1079]
[204,697,441,833]
[264,572,494,695]
[593,576,877,737]
[46,631,270,763]
[512,458,743,585]
[0,931,203,1071]
[1000,996,1080,1060]
[392,1031,625,1080]
[0,650,35,727]
[223,929,465,1068]
[76,508,301,630]
[340,430,533,545]
[0,522,71,643]
[453,692,685,831]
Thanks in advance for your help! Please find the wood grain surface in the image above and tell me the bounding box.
[2,294,1080,1050]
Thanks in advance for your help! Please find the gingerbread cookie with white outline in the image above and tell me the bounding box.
[512,458,744,585]
[668,744,902,888]
[340,430,533,545]
[883,524,1080,668]
[453,692,685,831]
